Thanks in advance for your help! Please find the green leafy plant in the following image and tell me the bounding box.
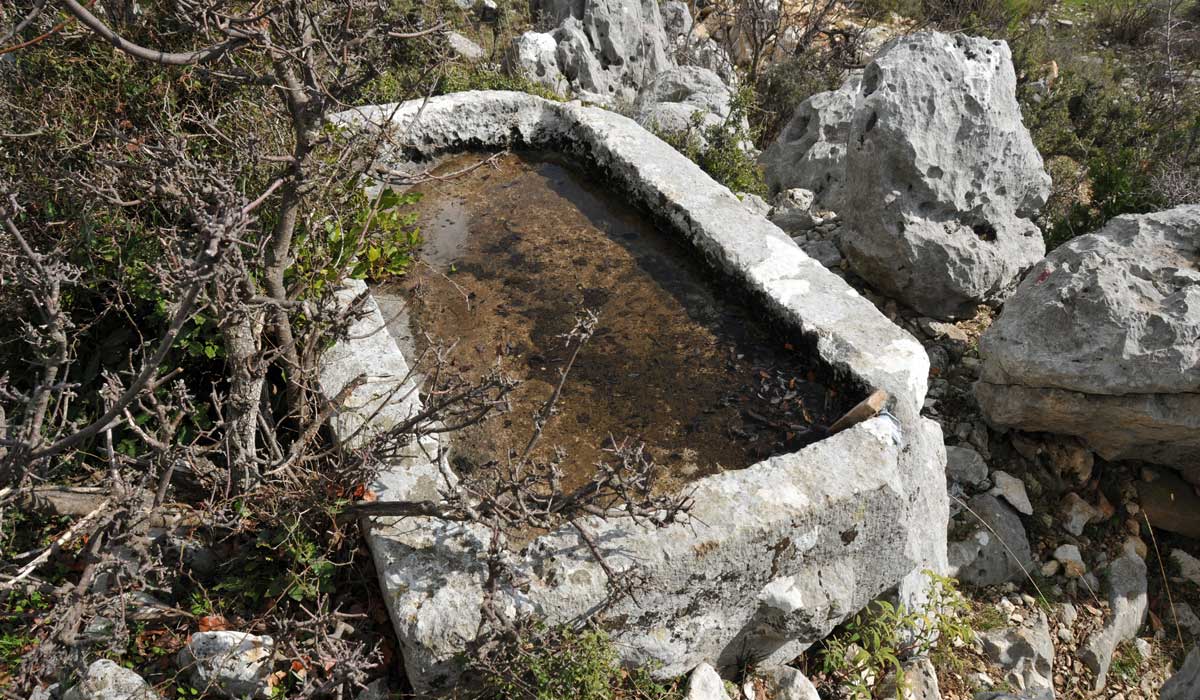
[292,187,423,295]
[469,623,682,700]
[212,518,339,607]
[819,571,973,700]
[654,87,767,196]
[440,65,566,102]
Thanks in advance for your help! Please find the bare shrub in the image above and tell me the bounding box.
[1151,156,1200,206]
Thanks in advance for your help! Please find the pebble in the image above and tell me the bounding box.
[1171,549,1200,586]
[1122,537,1147,560]
[1061,492,1100,536]
[1054,544,1087,578]
[991,471,1034,515]
[1060,602,1078,626]
[1042,560,1061,577]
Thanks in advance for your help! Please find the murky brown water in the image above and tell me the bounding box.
[377,152,853,493]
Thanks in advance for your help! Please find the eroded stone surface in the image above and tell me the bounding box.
[761,73,862,210]
[1161,646,1200,700]
[522,0,674,105]
[1081,555,1148,691]
[979,612,1054,700]
[840,33,1050,319]
[950,493,1033,587]
[977,205,1200,475]
[63,660,158,700]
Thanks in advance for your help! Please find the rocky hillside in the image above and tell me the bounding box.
[0,1,1198,699]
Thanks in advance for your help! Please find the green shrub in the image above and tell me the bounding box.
[753,51,847,147]
[1094,0,1165,46]
[469,623,681,700]
[439,65,566,102]
[819,572,973,700]
[654,88,767,196]
[290,186,423,296]
[1045,148,1163,247]
[854,0,1050,33]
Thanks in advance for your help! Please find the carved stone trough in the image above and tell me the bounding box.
[320,91,947,693]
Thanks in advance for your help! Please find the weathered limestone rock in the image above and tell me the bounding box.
[1172,549,1200,587]
[976,205,1200,476]
[761,73,862,210]
[63,660,159,700]
[681,36,737,86]
[328,91,947,693]
[660,1,693,43]
[979,612,1055,700]
[1053,544,1086,578]
[687,663,732,700]
[447,31,484,61]
[990,471,1033,515]
[1081,555,1148,691]
[945,445,988,488]
[177,632,275,699]
[635,65,734,139]
[1161,647,1200,700]
[769,188,818,234]
[878,658,942,700]
[522,0,673,104]
[504,32,567,94]
[949,494,1033,587]
[1060,493,1101,537]
[840,33,1050,319]
[757,666,821,700]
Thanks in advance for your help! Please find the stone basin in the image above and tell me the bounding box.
[378,150,859,497]
[321,91,947,693]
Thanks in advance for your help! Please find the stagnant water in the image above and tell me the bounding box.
[375,152,855,493]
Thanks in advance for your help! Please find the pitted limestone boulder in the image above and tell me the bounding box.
[841,32,1050,319]
[761,72,862,211]
[523,0,674,105]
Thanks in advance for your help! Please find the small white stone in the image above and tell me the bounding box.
[178,631,275,699]
[63,660,157,700]
[1060,492,1101,536]
[990,471,1034,515]
[1171,549,1200,587]
[1054,544,1086,578]
[687,663,731,700]
[1059,602,1078,626]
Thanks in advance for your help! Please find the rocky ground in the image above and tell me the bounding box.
[740,185,1200,700]
[14,0,1200,698]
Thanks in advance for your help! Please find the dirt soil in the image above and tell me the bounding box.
[378,151,855,494]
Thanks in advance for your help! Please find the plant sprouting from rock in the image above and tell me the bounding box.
[818,571,973,700]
